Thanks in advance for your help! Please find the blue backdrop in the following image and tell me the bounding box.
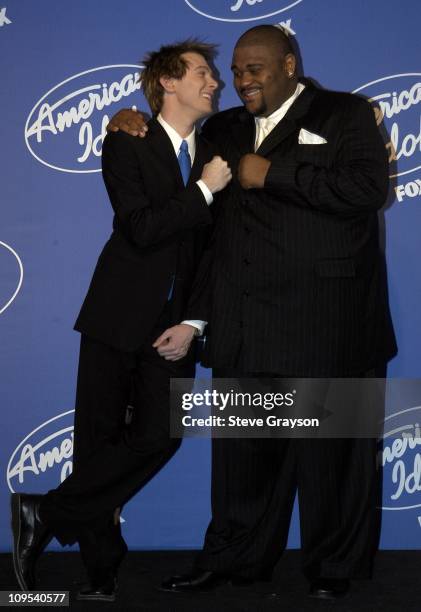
[1,0,420,552]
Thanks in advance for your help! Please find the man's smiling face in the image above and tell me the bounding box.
[231,43,295,117]
[171,52,218,119]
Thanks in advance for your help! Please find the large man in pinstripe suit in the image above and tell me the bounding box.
[110,25,396,600]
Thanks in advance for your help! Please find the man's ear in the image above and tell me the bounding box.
[284,53,296,77]
[159,75,176,93]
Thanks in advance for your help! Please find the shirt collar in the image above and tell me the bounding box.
[255,82,305,128]
[157,114,196,160]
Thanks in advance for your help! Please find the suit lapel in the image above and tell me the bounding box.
[256,83,318,157]
[230,111,255,155]
[147,118,184,188]
[188,133,207,185]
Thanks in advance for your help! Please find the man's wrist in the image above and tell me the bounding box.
[196,180,213,205]
[181,320,207,336]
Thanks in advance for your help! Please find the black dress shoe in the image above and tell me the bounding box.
[11,493,52,591]
[160,569,229,592]
[308,577,350,600]
[76,578,117,602]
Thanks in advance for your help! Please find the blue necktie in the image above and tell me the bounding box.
[168,141,191,301]
[178,139,191,185]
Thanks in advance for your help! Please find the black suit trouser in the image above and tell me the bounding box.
[195,367,384,580]
[40,313,194,582]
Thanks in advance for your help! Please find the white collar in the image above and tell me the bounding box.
[255,82,305,127]
[157,114,196,160]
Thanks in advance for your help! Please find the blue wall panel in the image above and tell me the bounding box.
[1,0,420,551]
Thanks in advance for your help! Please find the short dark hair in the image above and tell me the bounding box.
[235,25,294,57]
[141,39,217,115]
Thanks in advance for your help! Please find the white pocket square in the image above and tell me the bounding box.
[298,128,327,145]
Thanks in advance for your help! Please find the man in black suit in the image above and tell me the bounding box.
[109,25,396,600]
[11,40,231,600]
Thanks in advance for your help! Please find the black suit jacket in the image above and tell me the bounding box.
[190,81,397,375]
[75,119,214,352]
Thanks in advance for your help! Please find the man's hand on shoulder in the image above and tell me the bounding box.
[152,324,196,361]
[238,153,271,189]
[107,108,148,137]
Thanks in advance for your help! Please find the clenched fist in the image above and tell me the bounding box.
[238,153,271,189]
[201,156,232,194]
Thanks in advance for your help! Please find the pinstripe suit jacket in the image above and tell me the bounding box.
[189,81,397,375]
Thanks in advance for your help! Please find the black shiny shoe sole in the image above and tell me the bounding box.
[76,590,117,602]
[159,574,229,593]
[76,579,118,602]
[308,579,350,600]
[159,574,260,594]
[11,493,30,591]
[308,590,348,600]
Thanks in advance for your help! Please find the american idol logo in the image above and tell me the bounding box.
[354,74,421,181]
[25,65,142,173]
[0,240,23,315]
[184,0,302,22]
[7,411,74,492]
[380,406,421,511]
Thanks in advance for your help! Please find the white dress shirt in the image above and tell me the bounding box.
[157,114,208,336]
[254,82,305,151]
[157,114,213,205]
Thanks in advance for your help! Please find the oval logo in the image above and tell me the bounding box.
[354,74,421,179]
[184,0,303,22]
[25,65,142,174]
[380,406,421,511]
[7,410,75,493]
[0,240,23,315]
